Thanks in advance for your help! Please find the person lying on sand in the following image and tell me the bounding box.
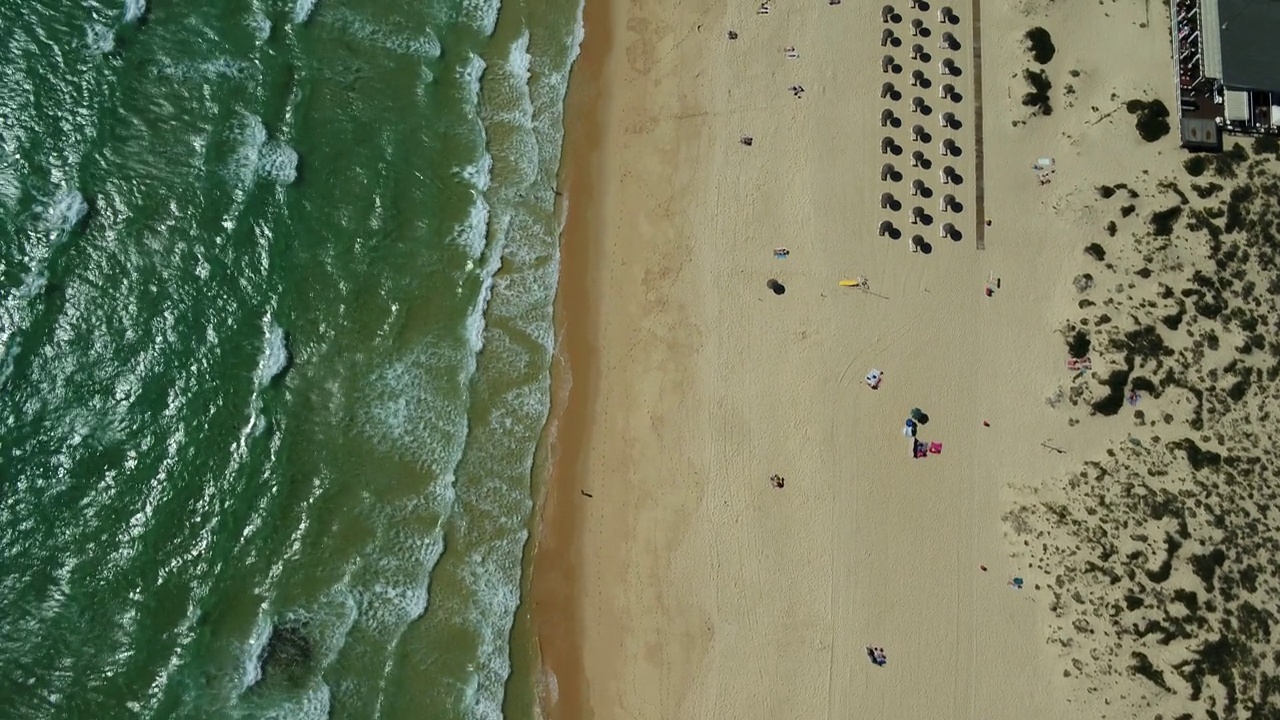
[770,474,785,488]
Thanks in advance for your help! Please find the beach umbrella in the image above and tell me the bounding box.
[939,58,956,76]
[882,28,896,47]
[911,96,925,113]
[910,206,925,224]
[910,69,925,87]
[911,178,925,196]
[881,163,898,181]
[910,407,928,423]
[940,137,957,155]
[910,150,925,167]
[940,111,956,129]
[881,81,897,99]
[938,5,954,22]
[882,55,896,73]
[940,166,955,184]
[910,43,925,60]
[911,124,926,142]
[881,136,897,154]
[910,18,923,36]
[940,82,955,100]
[939,221,956,238]
[940,193,956,211]
[878,219,895,236]
[910,234,925,252]
[940,31,958,50]
[880,191,897,209]
[880,108,896,127]
[882,4,896,22]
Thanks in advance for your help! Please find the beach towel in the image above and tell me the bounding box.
[928,442,942,454]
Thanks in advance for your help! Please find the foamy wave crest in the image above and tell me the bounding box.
[256,681,331,720]
[123,0,146,23]
[360,343,472,473]
[252,12,272,43]
[239,616,273,691]
[354,531,441,635]
[325,8,441,60]
[258,141,298,185]
[152,59,256,83]
[292,0,317,25]
[257,324,289,388]
[460,0,501,37]
[43,189,88,236]
[451,190,491,262]
[459,52,488,135]
[227,113,269,187]
[87,24,115,54]
[0,149,19,213]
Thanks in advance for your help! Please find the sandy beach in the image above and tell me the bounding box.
[531,0,1280,716]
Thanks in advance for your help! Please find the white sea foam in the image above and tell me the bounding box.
[87,24,115,54]
[258,324,289,388]
[460,0,501,37]
[257,681,331,720]
[292,0,317,25]
[123,0,146,23]
[228,113,268,187]
[458,152,492,195]
[360,343,473,474]
[450,191,490,261]
[239,615,272,691]
[325,8,441,60]
[258,141,298,185]
[43,189,88,236]
[252,12,272,42]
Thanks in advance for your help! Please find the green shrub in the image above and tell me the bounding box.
[1024,27,1056,64]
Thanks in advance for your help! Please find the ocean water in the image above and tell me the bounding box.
[0,0,581,717]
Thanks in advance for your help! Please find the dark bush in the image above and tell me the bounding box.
[1150,206,1183,236]
[1024,27,1056,64]
[1021,69,1053,115]
[1125,99,1171,142]
[1067,329,1091,358]
[1085,242,1106,260]
[1184,155,1208,177]
[1252,134,1279,156]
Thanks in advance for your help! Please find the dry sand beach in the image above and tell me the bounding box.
[530,0,1280,717]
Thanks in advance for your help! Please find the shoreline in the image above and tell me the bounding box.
[528,0,612,712]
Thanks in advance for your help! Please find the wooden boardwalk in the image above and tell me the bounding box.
[971,0,986,250]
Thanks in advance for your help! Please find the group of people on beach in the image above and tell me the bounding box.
[866,646,888,666]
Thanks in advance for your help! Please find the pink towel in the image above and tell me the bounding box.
[928,442,943,454]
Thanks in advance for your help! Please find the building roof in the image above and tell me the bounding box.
[1217,0,1280,91]
[1180,116,1220,150]
[1200,0,1223,79]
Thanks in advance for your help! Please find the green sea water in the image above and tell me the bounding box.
[0,0,581,716]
